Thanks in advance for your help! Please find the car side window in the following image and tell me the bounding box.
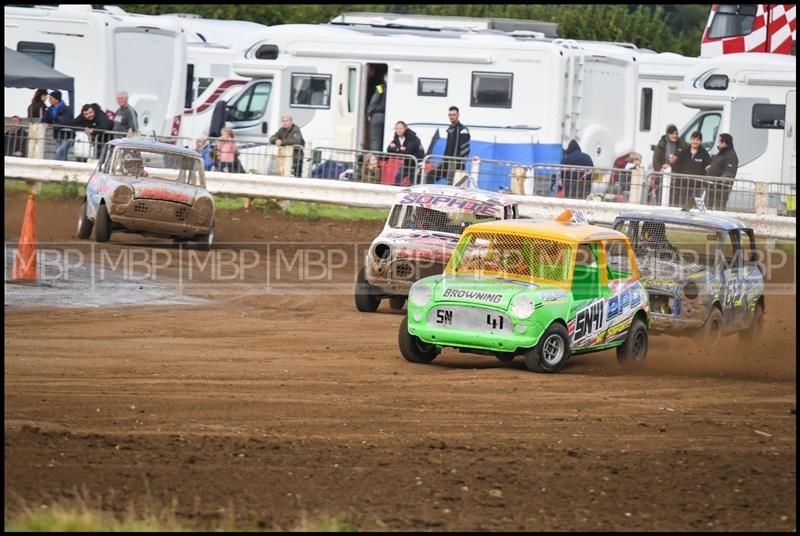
[572,243,602,300]
[605,240,633,280]
[715,231,736,269]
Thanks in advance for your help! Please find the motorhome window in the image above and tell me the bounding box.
[682,113,721,152]
[639,88,653,132]
[255,45,279,60]
[348,68,357,113]
[708,5,757,39]
[418,78,448,97]
[291,74,332,109]
[185,64,195,109]
[471,72,513,108]
[230,82,272,121]
[703,74,729,91]
[17,41,55,68]
[752,104,785,129]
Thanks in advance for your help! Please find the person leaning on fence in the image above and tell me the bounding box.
[216,128,239,173]
[425,106,470,184]
[195,136,216,171]
[269,114,305,177]
[112,90,139,136]
[387,121,424,185]
[41,90,74,150]
[705,133,738,211]
[673,131,711,207]
[558,139,594,199]
[56,102,112,161]
[27,88,49,121]
[355,152,383,184]
[4,115,28,157]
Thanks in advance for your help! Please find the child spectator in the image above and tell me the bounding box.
[216,128,238,173]
[195,136,215,171]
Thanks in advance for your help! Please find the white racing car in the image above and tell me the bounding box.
[355,184,518,312]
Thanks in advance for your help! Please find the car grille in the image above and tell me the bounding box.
[393,263,413,279]
[133,202,149,216]
[175,207,188,222]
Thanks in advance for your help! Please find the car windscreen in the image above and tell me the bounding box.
[618,219,729,267]
[449,232,573,284]
[387,204,500,235]
[112,147,203,187]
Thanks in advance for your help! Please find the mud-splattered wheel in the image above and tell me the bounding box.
[739,302,764,343]
[194,222,215,251]
[616,318,648,369]
[355,267,381,312]
[697,308,724,346]
[398,317,440,364]
[524,323,571,373]
[94,203,112,243]
[389,296,406,310]
[76,200,93,240]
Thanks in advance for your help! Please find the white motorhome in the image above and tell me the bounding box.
[221,23,639,189]
[677,52,796,185]
[4,4,187,137]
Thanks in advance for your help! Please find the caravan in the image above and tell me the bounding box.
[218,22,639,189]
[4,4,186,137]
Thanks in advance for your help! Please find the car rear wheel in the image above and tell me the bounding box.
[398,316,440,364]
[524,323,571,373]
[616,318,648,369]
[94,203,112,243]
[739,302,764,343]
[697,307,724,346]
[389,295,406,310]
[355,266,381,312]
[76,200,93,239]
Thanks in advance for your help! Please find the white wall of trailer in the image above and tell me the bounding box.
[221,23,638,170]
[4,5,187,137]
[677,53,796,185]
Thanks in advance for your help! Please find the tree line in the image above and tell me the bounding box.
[119,4,708,56]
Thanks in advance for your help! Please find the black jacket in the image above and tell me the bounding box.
[66,103,114,143]
[677,146,711,177]
[706,146,738,178]
[387,128,425,160]
[561,139,594,168]
[652,134,690,172]
[445,121,470,158]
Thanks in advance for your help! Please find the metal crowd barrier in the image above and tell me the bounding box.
[418,154,529,191]
[4,121,127,163]
[311,147,419,185]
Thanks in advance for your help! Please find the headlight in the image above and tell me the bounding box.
[510,294,535,319]
[111,185,133,204]
[409,284,432,307]
[682,281,699,300]
[194,197,214,223]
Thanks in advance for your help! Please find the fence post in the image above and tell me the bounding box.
[27,123,47,159]
[469,156,480,189]
[629,167,644,205]
[754,182,768,215]
[660,169,671,207]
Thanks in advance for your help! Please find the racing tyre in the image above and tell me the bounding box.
[616,318,648,369]
[389,295,406,310]
[355,267,381,312]
[94,203,112,243]
[398,316,440,364]
[76,200,93,240]
[524,323,571,373]
[195,222,215,251]
[739,302,764,343]
[697,307,724,346]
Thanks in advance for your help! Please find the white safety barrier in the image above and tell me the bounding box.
[4,157,796,240]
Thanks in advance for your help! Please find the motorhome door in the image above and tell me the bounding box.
[226,79,274,144]
[332,63,362,150]
[784,90,796,183]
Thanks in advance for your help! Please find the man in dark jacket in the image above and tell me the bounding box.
[387,121,424,185]
[425,106,471,183]
[42,90,73,144]
[559,139,594,199]
[705,133,738,210]
[672,131,711,206]
[367,74,386,152]
[651,124,690,204]
[270,114,305,177]
[56,103,113,161]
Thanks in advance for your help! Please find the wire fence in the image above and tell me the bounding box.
[5,118,794,217]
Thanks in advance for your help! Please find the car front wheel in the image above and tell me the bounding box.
[696,307,724,346]
[524,322,571,373]
[94,203,112,243]
[76,200,93,239]
[195,222,215,251]
[398,317,440,364]
[355,266,381,312]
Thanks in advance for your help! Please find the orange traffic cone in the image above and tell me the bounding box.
[12,195,37,281]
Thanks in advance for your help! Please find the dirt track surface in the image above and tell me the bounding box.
[4,192,797,531]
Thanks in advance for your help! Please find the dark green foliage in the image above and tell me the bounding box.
[117,4,707,56]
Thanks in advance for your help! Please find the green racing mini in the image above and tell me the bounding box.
[399,210,652,373]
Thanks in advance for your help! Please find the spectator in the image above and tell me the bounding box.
[269,114,305,177]
[650,124,689,204]
[56,102,111,161]
[560,139,594,199]
[673,131,711,206]
[425,106,470,183]
[356,152,382,184]
[387,121,424,185]
[4,115,28,157]
[216,128,238,173]
[195,136,216,171]
[705,133,738,210]
[112,90,139,135]
[616,152,642,202]
[42,90,74,147]
[27,88,49,120]
[367,73,387,152]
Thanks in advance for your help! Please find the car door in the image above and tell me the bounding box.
[717,229,745,328]
[735,228,763,328]
[226,80,274,144]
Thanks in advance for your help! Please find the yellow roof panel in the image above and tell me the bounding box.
[466,219,628,243]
